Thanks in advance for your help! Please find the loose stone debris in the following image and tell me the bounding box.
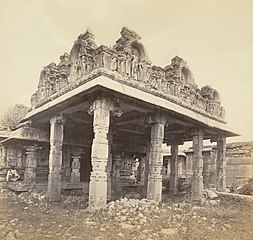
[0,188,253,240]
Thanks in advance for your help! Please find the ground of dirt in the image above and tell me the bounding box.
[0,185,253,240]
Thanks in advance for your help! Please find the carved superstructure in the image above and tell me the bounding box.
[30,27,225,123]
[2,26,238,207]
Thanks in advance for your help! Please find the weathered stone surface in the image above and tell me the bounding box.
[24,146,39,184]
[70,149,83,183]
[192,129,204,200]
[47,115,64,202]
[88,97,122,208]
[216,136,226,191]
[169,143,179,195]
[146,113,167,201]
[30,27,226,123]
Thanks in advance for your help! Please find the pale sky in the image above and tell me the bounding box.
[0,0,252,143]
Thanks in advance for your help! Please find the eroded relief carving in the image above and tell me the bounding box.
[30,27,225,123]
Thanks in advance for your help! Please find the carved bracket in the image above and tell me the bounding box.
[87,97,123,117]
[50,114,65,126]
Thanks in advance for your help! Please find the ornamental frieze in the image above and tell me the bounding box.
[30,27,225,123]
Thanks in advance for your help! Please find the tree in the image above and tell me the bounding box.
[0,104,29,130]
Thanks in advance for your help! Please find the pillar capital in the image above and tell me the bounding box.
[191,128,203,137]
[166,139,184,146]
[146,111,168,126]
[210,134,226,143]
[87,97,123,117]
[50,114,65,125]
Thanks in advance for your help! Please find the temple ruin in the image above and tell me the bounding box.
[0,27,238,208]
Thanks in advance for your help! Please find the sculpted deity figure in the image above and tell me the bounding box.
[136,60,144,81]
[125,52,132,76]
[110,54,117,71]
[76,58,82,79]
[117,54,125,74]
[79,53,87,75]
[131,54,138,79]
[145,65,152,84]
[101,52,105,68]
[71,62,78,81]
[86,56,93,74]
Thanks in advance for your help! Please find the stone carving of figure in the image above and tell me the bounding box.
[117,54,125,74]
[76,59,82,79]
[145,65,152,84]
[86,56,93,74]
[131,54,138,79]
[137,61,144,81]
[110,54,117,71]
[79,53,87,75]
[125,52,132,76]
[101,52,105,68]
[55,78,59,91]
[220,107,225,119]
[71,62,78,81]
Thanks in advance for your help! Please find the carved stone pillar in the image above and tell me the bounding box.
[0,145,7,167]
[185,154,193,180]
[143,141,150,198]
[169,142,179,195]
[65,149,71,181]
[24,146,38,184]
[88,97,122,208]
[192,129,204,200]
[47,115,64,202]
[107,131,113,200]
[216,135,226,191]
[70,149,83,183]
[146,113,167,201]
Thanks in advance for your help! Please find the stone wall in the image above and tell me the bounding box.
[185,141,253,188]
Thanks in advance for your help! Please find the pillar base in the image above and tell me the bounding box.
[147,179,162,201]
[192,177,204,199]
[89,180,107,208]
[48,175,62,202]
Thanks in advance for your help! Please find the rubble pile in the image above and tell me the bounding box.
[82,198,232,239]
[237,178,253,196]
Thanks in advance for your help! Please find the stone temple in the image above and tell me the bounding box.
[0,27,238,208]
